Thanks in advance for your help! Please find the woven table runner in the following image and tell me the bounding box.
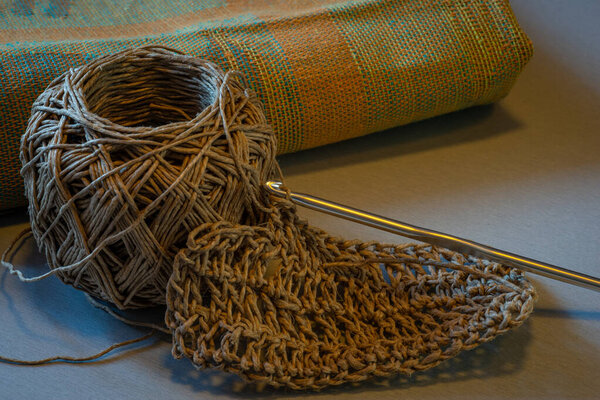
[0,0,532,210]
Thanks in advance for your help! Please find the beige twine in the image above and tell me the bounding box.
[3,46,536,389]
[17,45,277,309]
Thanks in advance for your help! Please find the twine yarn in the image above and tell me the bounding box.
[17,45,536,390]
[20,46,277,309]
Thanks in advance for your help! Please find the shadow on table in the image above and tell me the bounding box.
[534,308,600,321]
[278,103,521,176]
[0,207,28,227]
[162,318,533,397]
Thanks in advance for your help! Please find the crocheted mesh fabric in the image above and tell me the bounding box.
[166,193,536,390]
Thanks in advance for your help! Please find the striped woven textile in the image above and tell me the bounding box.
[0,0,532,210]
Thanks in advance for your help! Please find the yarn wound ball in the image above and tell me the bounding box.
[20,46,277,309]
[20,45,536,390]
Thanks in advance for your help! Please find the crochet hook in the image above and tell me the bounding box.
[265,181,600,292]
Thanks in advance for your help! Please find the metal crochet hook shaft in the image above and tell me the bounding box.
[265,181,600,292]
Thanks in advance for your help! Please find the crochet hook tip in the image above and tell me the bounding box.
[266,180,284,192]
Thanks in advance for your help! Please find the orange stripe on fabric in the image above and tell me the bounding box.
[267,11,369,151]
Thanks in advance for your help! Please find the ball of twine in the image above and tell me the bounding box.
[20,46,278,309]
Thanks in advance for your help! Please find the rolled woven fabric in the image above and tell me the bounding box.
[0,0,532,210]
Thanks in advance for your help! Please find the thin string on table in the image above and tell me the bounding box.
[1,228,78,282]
[0,331,155,366]
[0,231,168,365]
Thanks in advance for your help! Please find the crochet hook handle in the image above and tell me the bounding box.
[265,181,600,292]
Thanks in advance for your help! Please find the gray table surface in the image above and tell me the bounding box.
[1,1,599,399]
